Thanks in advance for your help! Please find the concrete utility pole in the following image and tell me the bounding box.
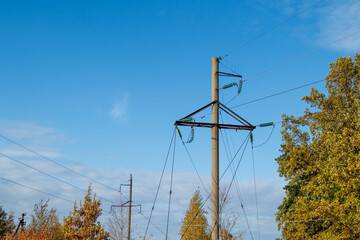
[111,174,141,240]
[211,57,219,240]
[175,57,255,240]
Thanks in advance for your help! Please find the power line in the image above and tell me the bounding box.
[0,152,113,203]
[166,131,176,240]
[221,0,324,59]
[179,136,209,196]
[0,176,73,203]
[180,134,251,240]
[254,124,276,148]
[230,78,325,109]
[219,128,254,240]
[224,29,360,104]
[243,29,360,83]
[144,127,176,239]
[0,133,121,194]
[251,143,261,240]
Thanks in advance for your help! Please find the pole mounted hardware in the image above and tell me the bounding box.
[111,175,141,240]
[175,100,256,131]
[218,71,243,94]
[175,57,255,240]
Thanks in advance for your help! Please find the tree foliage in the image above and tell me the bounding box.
[62,186,109,240]
[180,190,209,240]
[1,201,63,240]
[276,54,360,239]
[0,207,15,237]
[27,200,63,239]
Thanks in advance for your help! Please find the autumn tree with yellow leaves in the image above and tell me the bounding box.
[276,54,360,239]
[180,190,209,240]
[62,186,109,240]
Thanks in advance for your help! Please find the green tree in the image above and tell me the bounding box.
[27,200,63,239]
[276,54,360,239]
[62,186,109,240]
[180,190,209,240]
[0,206,15,237]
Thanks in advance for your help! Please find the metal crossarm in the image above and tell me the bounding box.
[175,100,255,131]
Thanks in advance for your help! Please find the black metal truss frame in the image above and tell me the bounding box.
[174,100,255,131]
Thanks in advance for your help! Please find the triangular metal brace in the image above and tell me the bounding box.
[174,101,255,131]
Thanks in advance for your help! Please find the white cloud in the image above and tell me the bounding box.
[109,94,129,121]
[315,0,360,52]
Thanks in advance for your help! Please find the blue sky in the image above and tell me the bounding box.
[1,0,360,239]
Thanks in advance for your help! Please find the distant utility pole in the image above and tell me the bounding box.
[111,174,141,240]
[175,57,255,240]
[15,213,26,235]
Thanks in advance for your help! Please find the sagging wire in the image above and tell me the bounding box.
[144,127,177,239]
[176,127,209,196]
[221,133,255,240]
[219,112,253,238]
[251,133,261,240]
[207,133,253,240]
[221,0,325,59]
[180,134,251,240]
[166,128,177,240]
[254,124,276,148]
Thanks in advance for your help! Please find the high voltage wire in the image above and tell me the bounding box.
[224,29,360,104]
[221,0,324,59]
[180,134,251,240]
[254,125,276,148]
[0,132,167,238]
[166,131,176,240]
[144,127,176,239]
[251,143,261,240]
[0,133,121,194]
[242,29,360,83]
[201,78,325,121]
[229,78,325,109]
[180,138,209,196]
[219,115,254,238]
[0,176,73,203]
[0,152,113,203]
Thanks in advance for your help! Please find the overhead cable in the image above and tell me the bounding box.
[0,133,121,194]
[225,29,360,104]
[251,142,261,240]
[144,127,176,239]
[0,176,73,203]
[179,135,209,196]
[0,152,113,203]
[230,78,325,109]
[166,132,177,240]
[221,0,324,59]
